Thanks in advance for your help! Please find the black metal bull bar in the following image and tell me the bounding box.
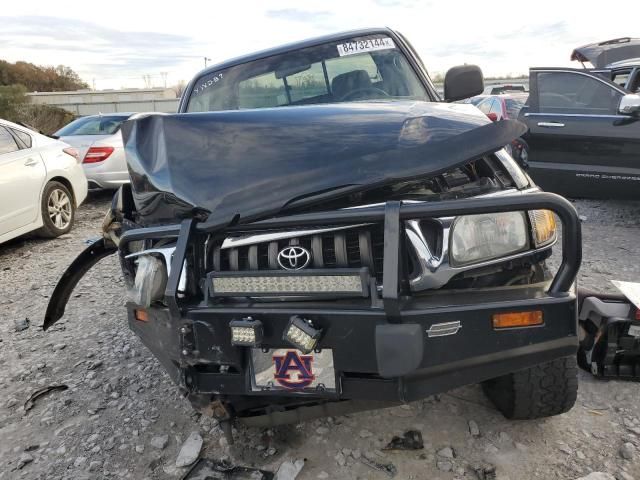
[118,191,582,317]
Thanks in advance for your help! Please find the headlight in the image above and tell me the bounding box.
[528,209,557,247]
[127,254,167,307]
[450,211,529,267]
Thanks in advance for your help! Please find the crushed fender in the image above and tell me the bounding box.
[43,238,116,331]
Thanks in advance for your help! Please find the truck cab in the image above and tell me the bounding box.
[178,28,479,113]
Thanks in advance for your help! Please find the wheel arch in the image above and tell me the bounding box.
[46,176,77,206]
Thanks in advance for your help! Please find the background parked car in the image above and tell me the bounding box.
[518,66,640,199]
[0,119,88,244]
[54,113,133,190]
[473,93,530,165]
[571,37,640,93]
[482,83,527,95]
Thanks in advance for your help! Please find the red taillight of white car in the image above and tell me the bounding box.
[83,146,114,164]
[62,147,80,163]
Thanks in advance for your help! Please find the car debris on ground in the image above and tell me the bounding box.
[383,430,424,451]
[182,458,276,480]
[14,317,29,332]
[23,384,68,412]
[176,432,204,468]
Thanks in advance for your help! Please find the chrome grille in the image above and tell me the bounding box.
[211,224,384,281]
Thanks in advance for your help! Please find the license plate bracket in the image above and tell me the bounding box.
[250,348,336,393]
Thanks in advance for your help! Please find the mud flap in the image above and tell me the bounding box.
[578,286,640,378]
[43,238,117,330]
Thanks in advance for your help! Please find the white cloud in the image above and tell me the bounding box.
[2,0,636,89]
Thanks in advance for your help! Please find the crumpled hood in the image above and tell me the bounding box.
[571,37,640,68]
[121,101,526,226]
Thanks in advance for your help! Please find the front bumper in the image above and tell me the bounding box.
[129,287,577,403]
[121,191,582,404]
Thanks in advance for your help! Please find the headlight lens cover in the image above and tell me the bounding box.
[528,209,557,247]
[450,211,529,266]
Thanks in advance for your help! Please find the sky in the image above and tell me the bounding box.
[1,0,636,91]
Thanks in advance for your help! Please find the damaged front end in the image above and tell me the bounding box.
[45,101,583,430]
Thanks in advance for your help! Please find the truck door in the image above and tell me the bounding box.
[522,69,640,198]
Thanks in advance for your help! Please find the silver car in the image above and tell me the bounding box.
[54,113,132,189]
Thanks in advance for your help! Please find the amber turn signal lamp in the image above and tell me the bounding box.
[492,310,543,329]
[134,309,149,322]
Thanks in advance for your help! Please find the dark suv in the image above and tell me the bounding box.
[517,37,640,199]
[46,28,582,438]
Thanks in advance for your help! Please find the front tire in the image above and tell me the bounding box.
[37,181,75,238]
[482,356,578,419]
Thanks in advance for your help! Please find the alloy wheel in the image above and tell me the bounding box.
[47,188,72,230]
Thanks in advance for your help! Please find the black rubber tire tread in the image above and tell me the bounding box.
[481,356,578,419]
[37,181,75,238]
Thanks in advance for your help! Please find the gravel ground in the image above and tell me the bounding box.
[1,192,639,480]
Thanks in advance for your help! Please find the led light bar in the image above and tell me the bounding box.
[229,318,263,347]
[210,269,369,297]
[283,315,322,354]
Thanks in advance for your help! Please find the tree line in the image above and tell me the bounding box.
[0,60,88,92]
[0,60,87,133]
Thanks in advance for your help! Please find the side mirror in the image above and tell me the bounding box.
[619,93,640,115]
[486,112,498,122]
[444,65,484,102]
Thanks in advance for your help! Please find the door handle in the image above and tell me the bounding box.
[24,158,39,166]
[537,122,565,128]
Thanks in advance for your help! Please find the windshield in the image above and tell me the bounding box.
[55,115,128,136]
[186,35,429,113]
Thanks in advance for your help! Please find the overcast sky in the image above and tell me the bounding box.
[2,0,636,90]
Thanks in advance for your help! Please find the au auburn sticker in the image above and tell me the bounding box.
[273,350,315,389]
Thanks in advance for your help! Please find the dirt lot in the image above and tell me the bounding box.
[1,192,640,480]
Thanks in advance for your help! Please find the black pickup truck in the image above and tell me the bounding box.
[46,28,584,438]
[517,37,640,199]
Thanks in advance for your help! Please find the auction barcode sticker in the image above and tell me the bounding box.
[336,37,396,56]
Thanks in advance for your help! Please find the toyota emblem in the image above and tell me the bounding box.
[277,246,311,270]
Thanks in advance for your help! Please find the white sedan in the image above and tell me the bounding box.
[0,119,88,244]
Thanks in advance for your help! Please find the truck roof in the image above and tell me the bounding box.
[195,27,395,77]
